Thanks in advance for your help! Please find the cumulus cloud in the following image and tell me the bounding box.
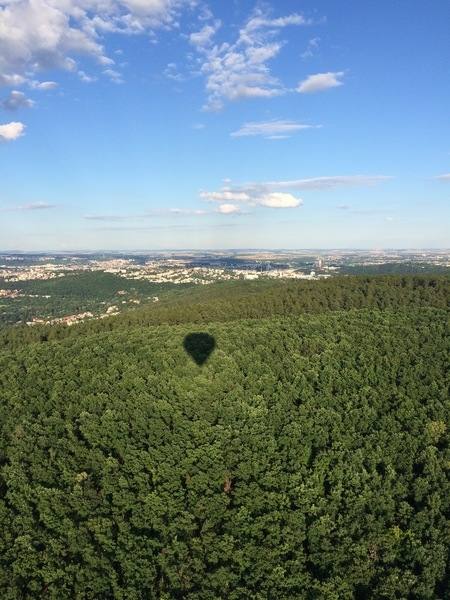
[297,71,344,93]
[189,21,221,48]
[0,121,25,141]
[1,90,34,111]
[217,203,241,214]
[231,119,318,138]
[201,174,391,212]
[435,173,450,181]
[0,73,26,87]
[259,192,302,208]
[201,185,302,210]
[193,7,310,110]
[0,0,192,87]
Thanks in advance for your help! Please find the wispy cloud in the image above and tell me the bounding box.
[250,175,392,191]
[164,62,187,82]
[95,223,238,232]
[1,90,34,111]
[21,202,56,210]
[301,37,320,59]
[435,173,450,181]
[78,71,97,84]
[84,208,209,221]
[231,119,319,139]
[0,121,26,141]
[29,80,58,90]
[1,202,56,212]
[103,69,124,84]
[297,71,344,93]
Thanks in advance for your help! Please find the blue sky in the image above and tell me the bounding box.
[0,0,449,250]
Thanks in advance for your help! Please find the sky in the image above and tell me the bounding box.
[0,0,449,251]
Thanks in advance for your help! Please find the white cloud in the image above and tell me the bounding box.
[217,203,240,214]
[169,208,208,215]
[194,8,310,110]
[200,190,251,203]
[103,68,124,84]
[1,90,34,111]
[78,71,97,83]
[259,192,302,208]
[231,119,318,138]
[0,0,192,87]
[163,62,185,82]
[0,121,25,141]
[201,175,391,212]
[30,80,58,90]
[239,13,309,42]
[251,175,392,191]
[189,21,221,48]
[201,186,301,210]
[297,71,344,93]
[0,73,26,87]
[435,173,450,181]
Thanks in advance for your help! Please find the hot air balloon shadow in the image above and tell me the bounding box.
[183,332,216,366]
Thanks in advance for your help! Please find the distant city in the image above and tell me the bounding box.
[2,249,449,283]
[1,250,448,327]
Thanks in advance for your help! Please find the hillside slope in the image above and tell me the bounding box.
[1,275,448,351]
[0,303,448,598]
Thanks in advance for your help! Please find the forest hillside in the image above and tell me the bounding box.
[0,276,448,598]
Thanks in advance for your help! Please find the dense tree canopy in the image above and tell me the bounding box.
[1,275,448,351]
[0,277,448,598]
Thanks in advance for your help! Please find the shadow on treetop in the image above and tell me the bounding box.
[183,332,216,366]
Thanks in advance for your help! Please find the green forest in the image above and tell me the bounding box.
[0,272,191,325]
[0,276,449,598]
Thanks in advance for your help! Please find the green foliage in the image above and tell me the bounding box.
[0,277,448,598]
[1,275,448,351]
[0,272,191,325]
[340,263,450,276]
